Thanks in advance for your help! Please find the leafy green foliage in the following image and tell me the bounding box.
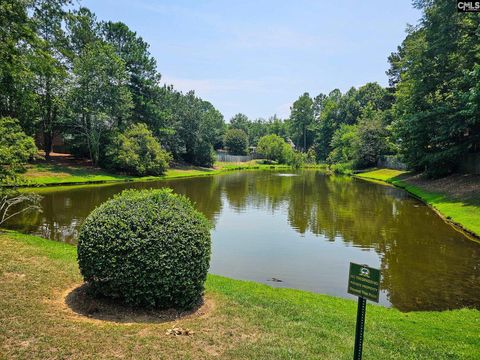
[0,1,226,171]
[327,124,357,165]
[354,106,390,168]
[256,134,291,163]
[101,21,160,126]
[288,92,314,151]
[0,0,38,134]
[106,123,171,176]
[170,91,225,166]
[192,140,216,168]
[77,189,211,309]
[228,113,288,146]
[286,150,306,169]
[229,113,250,135]
[224,128,248,155]
[326,105,391,169]
[390,0,480,177]
[310,84,392,163]
[32,0,73,158]
[329,162,354,175]
[305,147,317,164]
[68,41,132,165]
[4,0,476,177]
[0,117,36,180]
[312,89,342,161]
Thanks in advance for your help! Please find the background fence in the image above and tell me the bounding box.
[216,152,253,162]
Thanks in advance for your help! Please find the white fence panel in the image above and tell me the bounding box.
[216,152,252,162]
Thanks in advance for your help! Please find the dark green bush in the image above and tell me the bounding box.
[224,128,248,155]
[192,140,216,167]
[0,117,37,181]
[106,123,171,176]
[77,189,211,309]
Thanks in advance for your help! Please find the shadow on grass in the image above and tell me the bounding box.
[391,172,480,208]
[32,163,111,176]
[171,162,216,172]
[65,283,212,324]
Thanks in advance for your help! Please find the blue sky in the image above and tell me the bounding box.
[82,0,421,121]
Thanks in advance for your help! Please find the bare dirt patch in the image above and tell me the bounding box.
[63,283,213,324]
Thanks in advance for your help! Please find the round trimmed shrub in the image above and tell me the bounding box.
[77,188,211,309]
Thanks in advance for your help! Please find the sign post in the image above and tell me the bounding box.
[347,263,381,360]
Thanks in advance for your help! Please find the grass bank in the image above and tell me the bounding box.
[0,231,479,359]
[356,169,480,238]
[4,160,300,188]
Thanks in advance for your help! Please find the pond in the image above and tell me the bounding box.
[5,170,480,312]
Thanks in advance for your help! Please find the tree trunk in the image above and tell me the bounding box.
[44,130,53,159]
[44,78,52,160]
[303,125,306,152]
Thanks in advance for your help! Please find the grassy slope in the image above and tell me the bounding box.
[356,169,480,238]
[8,161,294,187]
[0,231,479,359]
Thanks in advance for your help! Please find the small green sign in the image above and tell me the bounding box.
[348,263,381,303]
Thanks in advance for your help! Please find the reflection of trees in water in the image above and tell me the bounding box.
[217,172,295,213]
[6,170,480,311]
[218,171,480,311]
[7,188,112,243]
[218,171,409,243]
[287,173,313,234]
[378,211,480,311]
[251,173,294,212]
[304,176,407,246]
[219,173,250,211]
[161,177,223,223]
[6,177,225,244]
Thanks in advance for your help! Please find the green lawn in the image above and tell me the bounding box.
[17,162,137,185]
[355,169,406,182]
[7,161,295,187]
[356,169,480,238]
[1,231,479,359]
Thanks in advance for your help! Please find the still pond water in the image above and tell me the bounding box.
[6,170,480,312]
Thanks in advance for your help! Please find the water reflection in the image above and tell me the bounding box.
[6,170,480,311]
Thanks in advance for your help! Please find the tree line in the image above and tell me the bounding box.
[1,0,225,176]
[226,0,480,177]
[2,0,479,179]
[225,82,393,170]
